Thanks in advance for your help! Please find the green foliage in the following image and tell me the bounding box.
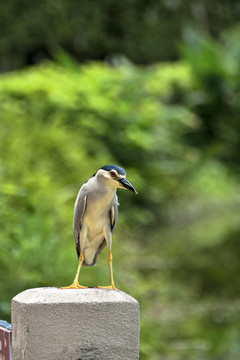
[0,59,196,310]
[0,47,240,359]
[181,26,240,169]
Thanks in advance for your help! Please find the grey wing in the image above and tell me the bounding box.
[110,193,119,232]
[73,185,87,258]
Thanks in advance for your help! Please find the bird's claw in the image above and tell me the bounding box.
[97,284,118,290]
[60,281,88,289]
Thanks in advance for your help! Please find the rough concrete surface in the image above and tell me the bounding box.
[11,287,140,360]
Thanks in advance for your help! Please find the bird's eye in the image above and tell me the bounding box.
[110,171,116,178]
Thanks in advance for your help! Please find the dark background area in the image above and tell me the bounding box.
[1,0,240,71]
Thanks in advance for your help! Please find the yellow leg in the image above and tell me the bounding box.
[61,251,88,289]
[98,250,118,290]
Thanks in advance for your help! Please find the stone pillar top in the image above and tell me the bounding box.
[12,287,139,305]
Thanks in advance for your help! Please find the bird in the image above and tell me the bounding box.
[61,164,137,290]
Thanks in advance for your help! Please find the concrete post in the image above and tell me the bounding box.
[11,287,140,360]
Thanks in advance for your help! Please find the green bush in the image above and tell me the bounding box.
[0,59,195,308]
[181,26,240,169]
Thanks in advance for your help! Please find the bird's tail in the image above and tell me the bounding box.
[82,240,107,266]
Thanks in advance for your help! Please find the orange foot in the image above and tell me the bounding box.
[97,284,118,290]
[61,281,88,289]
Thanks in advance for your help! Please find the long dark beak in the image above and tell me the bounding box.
[118,178,138,194]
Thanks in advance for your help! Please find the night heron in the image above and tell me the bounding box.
[61,165,137,290]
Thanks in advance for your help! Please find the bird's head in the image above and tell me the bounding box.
[96,164,138,194]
